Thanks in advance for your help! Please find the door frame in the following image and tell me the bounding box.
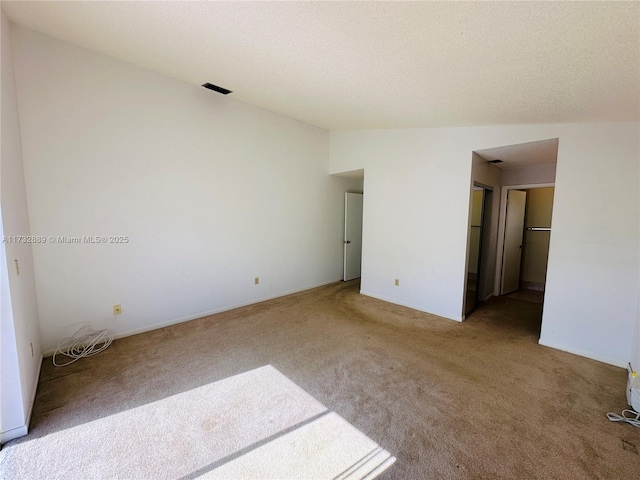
[343,192,364,281]
[495,182,555,296]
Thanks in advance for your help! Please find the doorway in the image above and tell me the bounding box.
[344,192,363,281]
[467,138,558,339]
[499,186,555,300]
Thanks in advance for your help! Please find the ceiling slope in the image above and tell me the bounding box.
[2,1,639,130]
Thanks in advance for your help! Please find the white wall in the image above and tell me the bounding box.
[1,11,42,442]
[331,129,474,320]
[10,25,359,352]
[540,124,638,367]
[0,211,25,442]
[330,122,639,367]
[632,302,639,373]
[633,151,640,372]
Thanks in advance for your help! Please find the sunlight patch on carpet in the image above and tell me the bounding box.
[198,412,395,479]
[0,365,395,479]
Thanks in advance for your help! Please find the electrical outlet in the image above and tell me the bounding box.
[254,277,260,285]
[113,304,122,315]
[395,279,400,286]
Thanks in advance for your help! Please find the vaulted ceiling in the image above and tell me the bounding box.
[2,1,639,130]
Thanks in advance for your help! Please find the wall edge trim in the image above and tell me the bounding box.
[538,337,627,368]
[359,290,463,322]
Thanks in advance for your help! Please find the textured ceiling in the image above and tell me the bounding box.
[2,1,639,130]
[475,138,559,170]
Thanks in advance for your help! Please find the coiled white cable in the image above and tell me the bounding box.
[606,409,640,428]
[53,321,115,367]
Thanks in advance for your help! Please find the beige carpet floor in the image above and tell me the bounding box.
[1,365,394,479]
[2,280,639,479]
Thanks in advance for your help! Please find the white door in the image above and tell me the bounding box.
[344,193,363,281]
[501,190,527,294]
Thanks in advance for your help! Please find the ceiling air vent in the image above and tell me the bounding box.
[202,83,233,95]
[488,159,503,164]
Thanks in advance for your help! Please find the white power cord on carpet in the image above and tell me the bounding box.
[606,409,640,428]
[606,364,640,428]
[53,320,115,367]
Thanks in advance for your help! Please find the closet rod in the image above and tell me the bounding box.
[526,227,551,232]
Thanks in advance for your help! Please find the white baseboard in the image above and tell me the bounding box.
[25,354,43,428]
[538,338,627,368]
[44,279,342,357]
[359,290,463,322]
[1,424,28,445]
[1,421,28,445]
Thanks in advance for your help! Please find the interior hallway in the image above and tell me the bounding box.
[1,281,638,479]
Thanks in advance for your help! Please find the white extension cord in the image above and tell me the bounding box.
[606,409,640,428]
[52,320,115,367]
[606,364,640,428]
